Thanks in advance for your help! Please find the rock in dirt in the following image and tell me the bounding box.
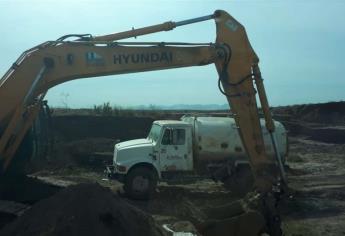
[0,183,164,236]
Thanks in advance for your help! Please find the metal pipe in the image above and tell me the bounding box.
[62,41,213,46]
[253,64,287,184]
[253,64,275,133]
[270,132,287,184]
[93,22,176,42]
[175,14,215,27]
[93,13,215,42]
[23,66,46,105]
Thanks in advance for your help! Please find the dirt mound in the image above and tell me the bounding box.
[0,175,61,203]
[52,115,154,141]
[283,122,345,144]
[273,101,345,124]
[0,183,164,236]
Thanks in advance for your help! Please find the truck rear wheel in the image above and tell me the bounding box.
[124,166,157,200]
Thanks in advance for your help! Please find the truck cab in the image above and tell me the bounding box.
[107,121,194,199]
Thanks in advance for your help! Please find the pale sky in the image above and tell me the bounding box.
[1,0,344,108]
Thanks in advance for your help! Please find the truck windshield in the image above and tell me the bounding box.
[147,124,162,143]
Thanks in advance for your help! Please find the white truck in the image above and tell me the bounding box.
[106,116,288,199]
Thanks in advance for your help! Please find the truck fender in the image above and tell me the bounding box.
[127,162,160,180]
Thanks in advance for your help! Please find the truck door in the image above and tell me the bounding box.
[159,127,192,171]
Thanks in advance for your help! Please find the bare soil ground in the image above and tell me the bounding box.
[281,137,345,236]
[1,102,345,235]
[7,133,345,235]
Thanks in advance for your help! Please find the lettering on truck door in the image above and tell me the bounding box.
[159,128,189,171]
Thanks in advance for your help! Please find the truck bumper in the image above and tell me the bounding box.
[105,165,125,183]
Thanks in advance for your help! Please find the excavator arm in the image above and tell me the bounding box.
[214,11,286,190]
[0,10,285,235]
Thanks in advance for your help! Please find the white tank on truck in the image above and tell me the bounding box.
[106,116,288,199]
[181,115,287,163]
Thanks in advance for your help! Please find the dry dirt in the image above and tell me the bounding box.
[281,137,345,236]
[0,183,164,236]
[3,133,344,235]
[1,102,345,235]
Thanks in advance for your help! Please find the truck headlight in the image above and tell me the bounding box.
[116,164,127,172]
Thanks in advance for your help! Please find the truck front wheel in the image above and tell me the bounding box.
[124,166,157,200]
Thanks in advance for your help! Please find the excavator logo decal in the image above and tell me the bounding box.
[113,52,173,64]
[86,52,105,65]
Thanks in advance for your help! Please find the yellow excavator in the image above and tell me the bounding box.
[0,10,286,235]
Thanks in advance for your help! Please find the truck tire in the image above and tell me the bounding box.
[222,165,254,197]
[124,166,157,200]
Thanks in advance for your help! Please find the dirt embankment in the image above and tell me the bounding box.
[47,116,154,167]
[52,115,154,141]
[272,101,345,144]
[51,101,345,142]
[273,101,345,124]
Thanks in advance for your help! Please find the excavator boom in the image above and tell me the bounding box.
[0,43,223,168]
